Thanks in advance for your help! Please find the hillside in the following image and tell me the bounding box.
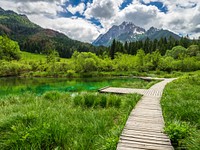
[0,7,99,58]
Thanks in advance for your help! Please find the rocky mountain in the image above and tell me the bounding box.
[0,7,98,58]
[93,22,180,46]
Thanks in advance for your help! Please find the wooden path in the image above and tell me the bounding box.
[100,78,175,150]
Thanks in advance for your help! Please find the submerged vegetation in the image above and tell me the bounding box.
[0,92,141,149]
[161,72,200,149]
[0,77,158,97]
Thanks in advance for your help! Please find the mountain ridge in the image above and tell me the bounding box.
[0,7,98,58]
[93,22,180,46]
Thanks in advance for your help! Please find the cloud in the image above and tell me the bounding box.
[16,1,63,16]
[67,3,85,15]
[84,0,123,19]
[114,2,161,29]
[5,0,68,4]
[29,15,101,42]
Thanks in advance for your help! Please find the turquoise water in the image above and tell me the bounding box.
[0,77,141,97]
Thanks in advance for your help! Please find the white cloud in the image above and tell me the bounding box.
[29,15,100,42]
[67,3,85,15]
[16,1,63,16]
[84,0,123,19]
[114,2,161,29]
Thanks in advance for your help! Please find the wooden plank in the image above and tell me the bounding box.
[117,142,173,150]
[123,128,167,136]
[122,131,169,139]
[119,136,172,146]
[121,134,171,142]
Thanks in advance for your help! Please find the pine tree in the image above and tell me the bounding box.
[110,39,116,59]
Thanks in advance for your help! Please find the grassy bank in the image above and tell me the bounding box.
[0,92,141,149]
[161,72,200,149]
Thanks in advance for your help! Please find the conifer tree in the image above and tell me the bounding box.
[110,39,116,59]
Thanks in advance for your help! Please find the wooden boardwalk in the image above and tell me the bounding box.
[100,78,175,150]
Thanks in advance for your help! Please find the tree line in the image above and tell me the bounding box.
[109,36,200,59]
[0,35,200,77]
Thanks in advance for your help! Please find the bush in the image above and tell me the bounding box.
[66,69,76,77]
[0,36,21,61]
[165,121,190,148]
[166,46,187,59]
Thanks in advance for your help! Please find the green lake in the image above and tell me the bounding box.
[0,77,146,97]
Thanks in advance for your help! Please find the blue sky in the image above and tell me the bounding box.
[0,0,200,42]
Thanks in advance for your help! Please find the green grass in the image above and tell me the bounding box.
[20,51,68,63]
[20,52,46,62]
[161,72,200,149]
[0,92,141,149]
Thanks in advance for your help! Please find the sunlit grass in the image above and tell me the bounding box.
[20,51,68,63]
[161,73,200,149]
[0,92,141,149]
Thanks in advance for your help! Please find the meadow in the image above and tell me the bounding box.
[0,92,141,150]
[161,71,200,149]
[0,76,159,149]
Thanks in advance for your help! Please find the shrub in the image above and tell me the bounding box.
[66,69,76,77]
[164,121,190,147]
[43,91,61,101]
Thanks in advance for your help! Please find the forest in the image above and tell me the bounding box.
[0,35,200,77]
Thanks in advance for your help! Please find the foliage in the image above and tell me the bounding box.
[0,60,31,76]
[0,36,21,61]
[0,37,200,77]
[46,49,59,64]
[72,51,100,73]
[165,45,187,59]
[135,49,145,72]
[110,39,116,59]
[187,45,200,57]
[164,121,190,147]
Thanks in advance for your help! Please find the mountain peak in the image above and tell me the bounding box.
[92,22,146,46]
[148,27,159,32]
[121,21,135,26]
[93,23,180,46]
